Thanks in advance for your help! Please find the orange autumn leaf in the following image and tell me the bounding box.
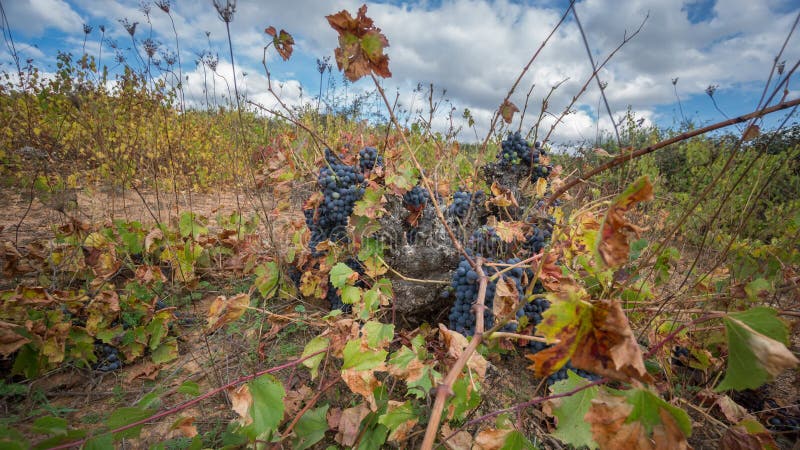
[596,176,653,268]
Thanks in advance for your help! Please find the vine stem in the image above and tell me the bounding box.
[420,258,488,450]
[546,96,800,206]
[46,348,330,450]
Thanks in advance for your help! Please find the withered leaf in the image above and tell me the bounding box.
[206,293,250,332]
[500,99,519,124]
[596,176,653,268]
[326,4,391,81]
[493,277,519,321]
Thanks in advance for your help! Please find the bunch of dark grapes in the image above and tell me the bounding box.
[499,131,535,166]
[403,185,429,209]
[447,189,485,219]
[305,149,366,255]
[468,226,505,258]
[671,346,691,367]
[546,362,601,385]
[519,297,550,353]
[447,256,530,336]
[358,146,383,172]
[93,342,122,372]
[523,224,551,254]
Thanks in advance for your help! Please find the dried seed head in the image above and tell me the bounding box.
[83,24,93,35]
[213,0,236,23]
[155,0,170,13]
[119,18,138,36]
[705,84,717,98]
[777,60,786,76]
[671,77,678,85]
[143,38,159,58]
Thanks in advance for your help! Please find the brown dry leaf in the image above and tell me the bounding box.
[489,182,519,208]
[715,394,753,423]
[229,384,253,426]
[327,407,343,430]
[266,28,294,61]
[0,320,30,357]
[597,176,653,268]
[585,390,651,449]
[326,4,391,81]
[144,228,163,253]
[283,385,314,418]
[586,390,690,450]
[442,424,473,450]
[329,318,359,357]
[341,368,381,410]
[494,221,527,243]
[439,324,487,380]
[473,428,511,450]
[135,265,166,284]
[539,250,576,292]
[2,242,35,277]
[652,409,691,450]
[206,293,250,333]
[125,361,161,382]
[500,99,519,124]
[493,277,518,321]
[719,419,778,450]
[170,416,198,438]
[335,403,370,447]
[571,299,651,383]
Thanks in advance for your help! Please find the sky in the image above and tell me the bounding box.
[1,0,799,144]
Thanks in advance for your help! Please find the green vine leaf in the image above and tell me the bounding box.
[716,307,798,392]
[301,335,329,380]
[545,371,599,449]
[378,400,418,442]
[245,374,285,440]
[292,404,329,450]
[500,430,539,450]
[342,339,387,371]
[254,262,281,299]
[106,406,156,440]
[330,263,356,289]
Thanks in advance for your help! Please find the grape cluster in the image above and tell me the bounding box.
[305,149,366,255]
[546,362,601,385]
[403,185,429,209]
[93,342,122,372]
[499,131,538,166]
[447,189,485,219]
[467,226,505,259]
[523,223,552,255]
[671,346,691,367]
[358,146,383,172]
[447,256,530,336]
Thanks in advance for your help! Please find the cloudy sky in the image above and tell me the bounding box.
[2,0,799,144]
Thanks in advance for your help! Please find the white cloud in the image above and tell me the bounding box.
[5,0,84,36]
